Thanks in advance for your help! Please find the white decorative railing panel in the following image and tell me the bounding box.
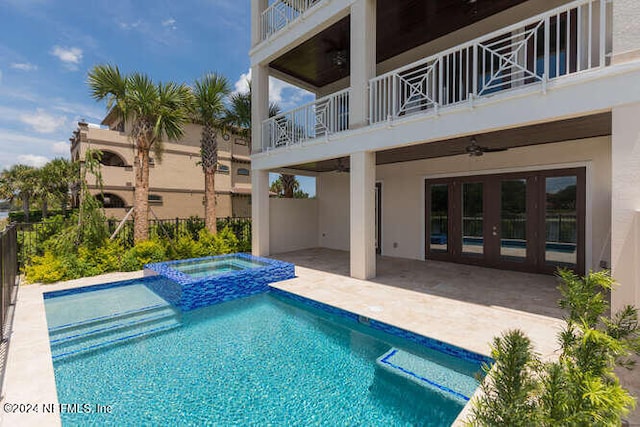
[263,89,350,150]
[261,0,323,41]
[370,0,611,124]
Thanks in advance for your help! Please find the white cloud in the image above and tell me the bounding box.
[17,154,49,167]
[162,18,177,30]
[51,141,70,154]
[233,69,314,111]
[119,20,141,30]
[19,108,67,134]
[50,46,83,70]
[10,62,37,71]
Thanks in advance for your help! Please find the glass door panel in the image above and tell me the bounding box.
[500,179,527,261]
[429,184,448,253]
[545,176,577,267]
[461,182,483,256]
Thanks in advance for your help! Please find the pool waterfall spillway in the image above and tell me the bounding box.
[144,253,296,311]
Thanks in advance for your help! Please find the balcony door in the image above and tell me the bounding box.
[425,168,585,274]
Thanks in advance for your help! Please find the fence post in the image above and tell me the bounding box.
[175,218,179,239]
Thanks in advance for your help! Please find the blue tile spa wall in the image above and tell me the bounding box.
[145,253,295,311]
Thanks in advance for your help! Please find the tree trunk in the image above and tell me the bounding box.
[22,197,29,222]
[133,148,150,243]
[282,174,295,198]
[201,123,218,235]
[204,169,217,235]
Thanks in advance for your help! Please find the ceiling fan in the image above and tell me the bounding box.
[335,157,350,173]
[465,136,508,157]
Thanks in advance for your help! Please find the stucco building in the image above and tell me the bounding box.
[70,115,252,220]
[249,0,640,312]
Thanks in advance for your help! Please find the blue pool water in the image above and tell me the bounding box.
[48,287,484,426]
[169,256,268,279]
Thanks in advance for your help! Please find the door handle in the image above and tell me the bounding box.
[492,225,498,236]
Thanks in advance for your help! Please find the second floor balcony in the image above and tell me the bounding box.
[261,0,612,152]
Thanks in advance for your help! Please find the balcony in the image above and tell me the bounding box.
[262,88,349,151]
[261,0,325,41]
[370,0,610,124]
[261,0,611,152]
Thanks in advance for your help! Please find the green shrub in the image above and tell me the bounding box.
[121,240,167,271]
[168,235,201,260]
[197,226,239,257]
[468,270,639,426]
[24,251,67,283]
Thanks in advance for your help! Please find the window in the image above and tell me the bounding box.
[217,164,230,173]
[148,194,163,204]
[97,193,126,208]
[97,150,126,167]
[237,168,250,176]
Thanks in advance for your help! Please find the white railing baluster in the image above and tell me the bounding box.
[587,1,593,68]
[599,0,606,67]
[262,88,351,150]
[260,0,324,41]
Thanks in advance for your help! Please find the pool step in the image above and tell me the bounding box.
[49,305,181,362]
[376,348,479,403]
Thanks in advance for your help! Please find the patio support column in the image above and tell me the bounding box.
[251,63,270,256]
[611,102,640,311]
[251,0,268,47]
[251,64,269,154]
[349,0,376,128]
[252,169,270,257]
[350,151,376,280]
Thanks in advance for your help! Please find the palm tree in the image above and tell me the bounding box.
[0,164,37,221]
[191,73,231,234]
[39,158,78,216]
[224,83,280,136]
[88,64,192,242]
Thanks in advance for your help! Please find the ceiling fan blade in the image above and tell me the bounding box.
[482,147,508,153]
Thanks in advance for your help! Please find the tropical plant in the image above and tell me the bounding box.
[0,164,38,221]
[468,269,639,426]
[192,73,231,234]
[224,80,280,139]
[269,175,309,198]
[88,64,192,243]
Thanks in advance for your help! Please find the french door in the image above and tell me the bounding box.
[425,168,585,274]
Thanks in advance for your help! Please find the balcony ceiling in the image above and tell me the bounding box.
[287,113,612,172]
[269,0,528,89]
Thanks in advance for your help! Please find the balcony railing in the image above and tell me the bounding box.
[261,0,323,41]
[370,0,611,124]
[263,88,350,150]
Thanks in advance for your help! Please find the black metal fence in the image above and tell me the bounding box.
[17,217,252,267]
[1,224,18,339]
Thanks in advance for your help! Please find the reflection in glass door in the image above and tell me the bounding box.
[462,183,483,256]
[544,176,577,268]
[425,168,584,274]
[500,179,527,261]
[429,184,448,253]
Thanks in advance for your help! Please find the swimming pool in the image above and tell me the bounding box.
[45,280,489,425]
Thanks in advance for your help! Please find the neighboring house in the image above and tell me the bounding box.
[69,116,252,220]
[249,0,640,311]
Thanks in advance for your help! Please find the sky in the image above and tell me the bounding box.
[0,0,316,195]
